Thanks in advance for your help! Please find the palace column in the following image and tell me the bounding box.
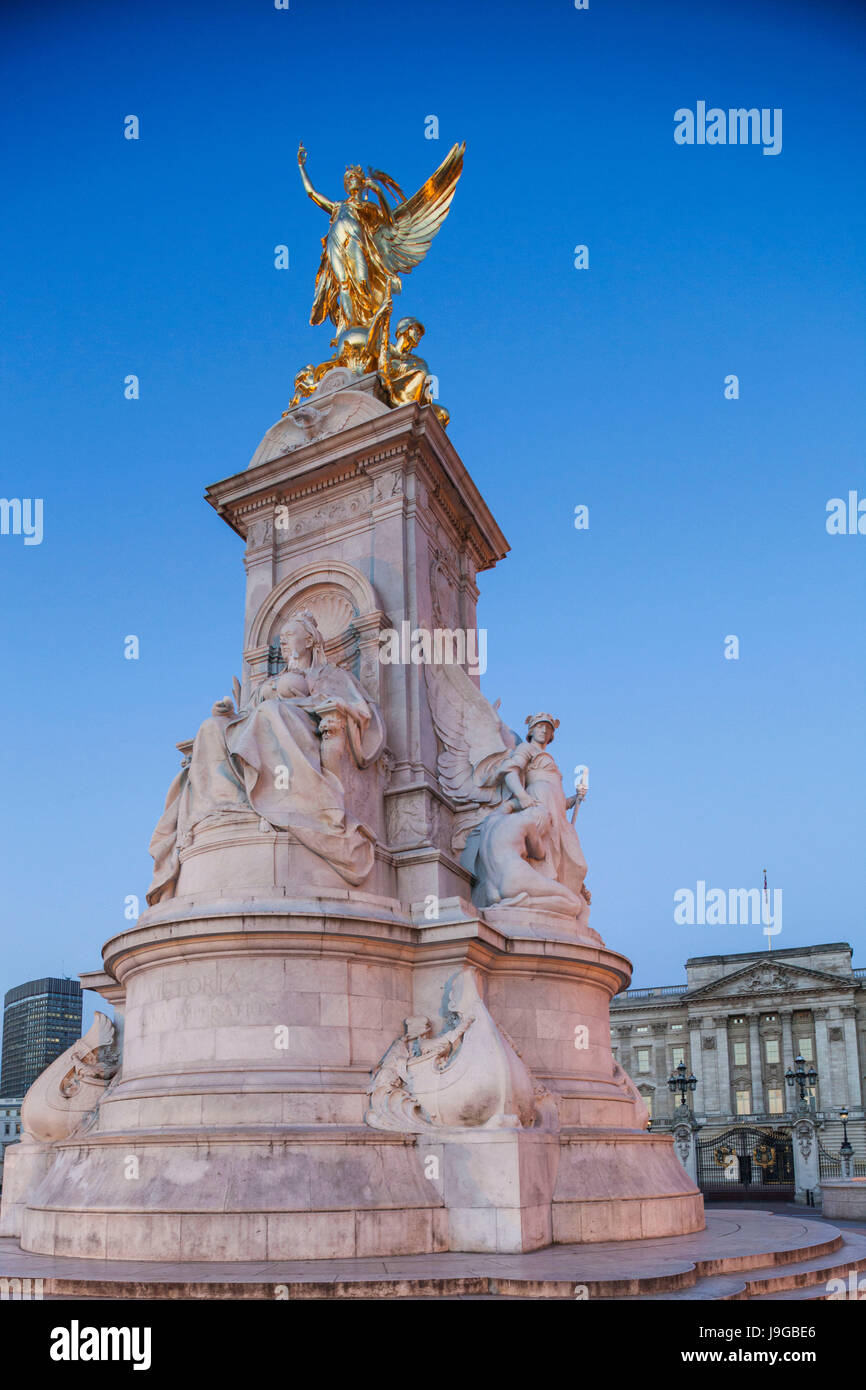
[748,1014,764,1116]
[689,1018,706,1113]
[616,1025,633,1092]
[841,1006,863,1108]
[813,1008,831,1109]
[780,1009,796,1073]
[652,1022,668,1119]
[714,1016,731,1118]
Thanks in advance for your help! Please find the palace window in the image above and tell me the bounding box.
[642,1091,653,1118]
[767,1088,784,1115]
[636,1048,651,1073]
[735,1088,752,1115]
[671,1046,685,1067]
[671,1023,684,1032]
[798,1037,814,1061]
[635,1025,650,1034]
[765,1039,780,1064]
[733,1041,748,1066]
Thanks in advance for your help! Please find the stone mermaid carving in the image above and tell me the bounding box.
[365,969,556,1133]
[20,1014,119,1145]
[147,611,385,903]
[424,662,590,927]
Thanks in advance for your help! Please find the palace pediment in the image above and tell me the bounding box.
[685,959,854,1002]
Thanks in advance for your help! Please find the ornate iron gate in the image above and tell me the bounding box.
[696,1126,794,1200]
[818,1140,842,1180]
[818,1141,866,1179]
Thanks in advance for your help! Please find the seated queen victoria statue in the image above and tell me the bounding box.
[146,611,385,904]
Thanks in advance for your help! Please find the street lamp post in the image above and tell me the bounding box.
[785,1054,818,1113]
[667,1061,701,1182]
[839,1107,854,1178]
[668,1060,698,1115]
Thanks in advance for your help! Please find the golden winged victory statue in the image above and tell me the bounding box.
[292,141,465,423]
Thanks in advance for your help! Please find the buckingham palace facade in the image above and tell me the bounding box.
[610,942,866,1154]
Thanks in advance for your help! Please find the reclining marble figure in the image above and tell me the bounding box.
[20,1013,119,1145]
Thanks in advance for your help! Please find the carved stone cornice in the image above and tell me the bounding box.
[206,403,509,576]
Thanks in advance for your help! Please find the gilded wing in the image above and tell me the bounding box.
[373,142,465,276]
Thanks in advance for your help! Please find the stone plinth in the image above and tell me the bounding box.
[12,892,701,1259]
[419,1130,560,1254]
[0,1141,54,1239]
[820,1179,866,1220]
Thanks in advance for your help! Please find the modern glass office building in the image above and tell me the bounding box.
[0,977,83,1097]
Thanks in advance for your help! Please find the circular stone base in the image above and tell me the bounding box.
[4,1210,864,1299]
[12,904,701,1261]
[16,1126,702,1261]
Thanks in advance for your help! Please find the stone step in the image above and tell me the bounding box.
[742,1232,866,1296]
[46,1242,861,1301]
[748,1284,826,1301]
[597,1234,866,1301]
[744,1245,866,1299]
[3,1212,859,1301]
[595,1274,748,1300]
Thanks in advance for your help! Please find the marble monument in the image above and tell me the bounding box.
[1,142,702,1258]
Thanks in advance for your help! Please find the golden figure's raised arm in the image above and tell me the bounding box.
[297,143,336,215]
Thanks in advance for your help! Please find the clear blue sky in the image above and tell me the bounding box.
[1,0,864,1028]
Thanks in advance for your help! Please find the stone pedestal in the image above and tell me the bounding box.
[0,1140,54,1238]
[420,1130,560,1254]
[671,1114,702,1186]
[11,893,701,1258]
[792,1117,822,1205]
[4,387,703,1259]
[820,1179,866,1220]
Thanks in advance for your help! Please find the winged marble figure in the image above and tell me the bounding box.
[423,661,518,853]
[425,663,592,924]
